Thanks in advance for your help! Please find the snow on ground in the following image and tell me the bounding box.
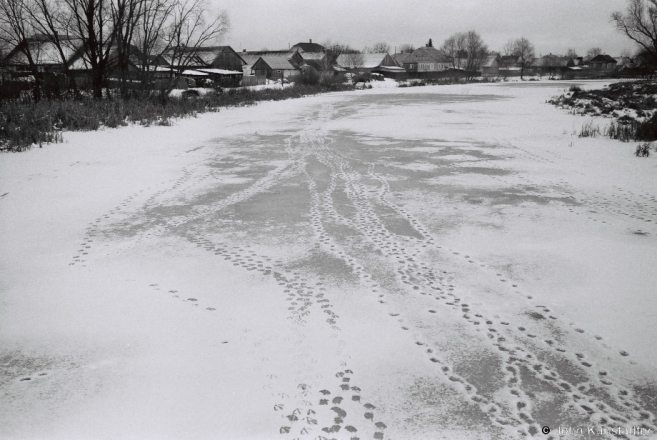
[1,81,656,439]
[168,87,218,98]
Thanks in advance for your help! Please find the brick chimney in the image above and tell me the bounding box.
[310,39,312,44]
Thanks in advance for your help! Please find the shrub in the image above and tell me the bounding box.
[607,119,638,142]
[318,72,345,90]
[0,81,355,152]
[579,120,601,138]
[634,113,657,141]
[635,142,651,157]
[352,72,372,84]
[298,67,320,86]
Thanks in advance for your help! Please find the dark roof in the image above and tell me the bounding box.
[290,42,325,53]
[403,46,450,64]
[162,46,245,67]
[498,55,519,67]
[242,50,289,57]
[589,54,617,64]
[481,55,498,68]
[391,53,410,66]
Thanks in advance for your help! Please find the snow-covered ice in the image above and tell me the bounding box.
[1,80,656,439]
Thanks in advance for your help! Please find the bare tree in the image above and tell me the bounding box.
[509,37,534,79]
[25,0,77,83]
[503,40,515,56]
[441,31,487,79]
[134,0,174,87]
[61,0,118,98]
[612,0,657,65]
[371,41,389,53]
[0,0,45,99]
[111,0,146,96]
[544,55,563,79]
[462,31,488,80]
[161,0,229,95]
[398,43,414,53]
[341,52,364,70]
[587,47,603,59]
[440,32,466,69]
[566,48,578,59]
[320,41,357,70]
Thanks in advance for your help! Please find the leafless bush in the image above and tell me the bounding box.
[579,121,601,137]
[635,142,651,157]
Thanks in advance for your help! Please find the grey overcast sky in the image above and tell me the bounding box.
[221,0,634,56]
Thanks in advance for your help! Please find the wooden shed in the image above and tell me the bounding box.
[251,56,299,81]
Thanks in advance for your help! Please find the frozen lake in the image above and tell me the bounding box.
[1,81,656,439]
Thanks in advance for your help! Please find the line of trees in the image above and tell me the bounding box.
[0,0,229,99]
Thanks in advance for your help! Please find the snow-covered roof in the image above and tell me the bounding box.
[4,39,81,66]
[137,65,174,72]
[481,55,498,68]
[300,52,325,61]
[377,66,406,72]
[182,69,209,76]
[239,54,261,65]
[256,56,298,70]
[161,46,245,67]
[197,68,242,75]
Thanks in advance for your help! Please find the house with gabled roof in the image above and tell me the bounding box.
[588,54,617,71]
[402,46,451,78]
[160,45,246,86]
[2,36,82,73]
[251,55,300,80]
[161,46,246,72]
[481,55,499,77]
[527,54,568,77]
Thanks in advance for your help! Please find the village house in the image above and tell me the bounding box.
[240,40,325,85]
[161,46,246,87]
[527,54,568,77]
[588,54,617,71]
[2,36,81,74]
[496,55,523,76]
[251,55,300,81]
[481,55,499,77]
[1,36,168,89]
[402,45,451,79]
